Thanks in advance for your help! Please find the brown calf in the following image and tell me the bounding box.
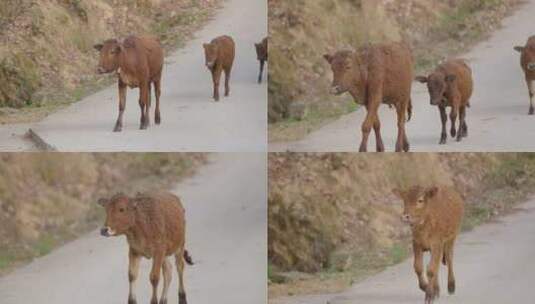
[255,37,268,83]
[98,192,193,304]
[514,36,535,115]
[393,186,464,304]
[415,59,473,144]
[94,36,164,132]
[203,35,235,101]
[323,42,414,152]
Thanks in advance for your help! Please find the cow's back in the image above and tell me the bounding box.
[364,42,413,102]
[426,187,464,241]
[212,35,235,69]
[440,59,473,104]
[123,36,164,81]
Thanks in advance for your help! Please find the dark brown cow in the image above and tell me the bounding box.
[98,192,193,304]
[393,186,464,304]
[94,36,164,131]
[514,36,535,115]
[203,35,235,101]
[255,37,268,83]
[415,59,473,144]
[323,42,414,152]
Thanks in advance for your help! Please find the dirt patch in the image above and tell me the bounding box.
[268,0,522,142]
[268,153,535,298]
[0,0,223,124]
[0,153,207,275]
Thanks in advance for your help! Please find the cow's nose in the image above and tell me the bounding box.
[330,86,340,95]
[100,227,109,236]
[402,214,410,222]
[528,62,535,71]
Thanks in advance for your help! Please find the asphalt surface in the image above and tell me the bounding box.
[270,0,535,152]
[0,153,267,304]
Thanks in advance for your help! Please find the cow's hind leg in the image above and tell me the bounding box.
[395,103,408,152]
[175,248,188,304]
[258,60,265,84]
[450,105,458,139]
[457,105,467,141]
[154,79,162,125]
[115,80,127,132]
[212,67,222,101]
[159,258,172,304]
[373,116,384,152]
[128,249,141,304]
[527,78,534,115]
[425,244,444,304]
[150,251,165,304]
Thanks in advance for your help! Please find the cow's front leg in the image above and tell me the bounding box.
[150,251,165,304]
[128,249,141,304]
[114,80,127,132]
[527,78,534,115]
[413,243,427,292]
[438,105,447,144]
[258,60,265,84]
[212,67,222,101]
[425,244,443,304]
[450,105,458,138]
[139,82,151,129]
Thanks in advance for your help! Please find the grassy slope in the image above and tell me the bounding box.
[0,153,207,275]
[268,153,535,298]
[0,0,222,124]
[268,0,521,142]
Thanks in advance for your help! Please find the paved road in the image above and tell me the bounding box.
[0,153,267,304]
[24,0,267,152]
[270,0,535,152]
[271,199,535,304]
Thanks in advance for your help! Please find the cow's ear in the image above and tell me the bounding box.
[94,44,103,52]
[514,46,524,53]
[415,75,428,83]
[323,54,333,64]
[97,198,109,207]
[425,186,439,199]
[111,44,121,54]
[445,74,456,83]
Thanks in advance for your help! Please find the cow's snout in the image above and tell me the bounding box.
[206,62,215,69]
[100,227,115,237]
[330,85,343,95]
[401,214,411,223]
[528,62,535,71]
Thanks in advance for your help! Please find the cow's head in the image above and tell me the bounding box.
[97,193,136,237]
[255,40,267,61]
[323,50,357,96]
[94,39,122,74]
[203,42,219,69]
[514,43,535,71]
[415,73,456,106]
[393,186,438,227]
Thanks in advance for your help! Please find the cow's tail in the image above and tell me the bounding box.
[184,249,194,265]
[407,98,413,122]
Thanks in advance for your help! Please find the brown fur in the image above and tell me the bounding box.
[514,36,535,115]
[98,192,192,304]
[323,42,414,152]
[415,59,473,144]
[393,186,464,304]
[94,36,164,132]
[255,37,268,83]
[203,35,235,101]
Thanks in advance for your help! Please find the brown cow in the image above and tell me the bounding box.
[393,186,464,304]
[514,36,535,115]
[415,59,473,144]
[98,192,193,304]
[203,35,235,101]
[94,36,164,132]
[255,37,268,84]
[323,42,414,152]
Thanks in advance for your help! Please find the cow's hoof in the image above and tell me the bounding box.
[128,297,137,304]
[155,116,161,125]
[179,292,187,304]
[456,136,462,142]
[113,125,122,132]
[450,129,456,138]
[448,281,455,294]
[529,107,534,115]
[439,138,446,145]
[419,282,428,292]
[158,299,167,304]
[403,142,410,152]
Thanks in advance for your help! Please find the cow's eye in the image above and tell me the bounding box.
[119,207,125,213]
[345,65,351,70]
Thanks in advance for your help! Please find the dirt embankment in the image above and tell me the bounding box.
[268,0,521,141]
[0,0,222,123]
[268,153,535,297]
[0,153,206,274]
